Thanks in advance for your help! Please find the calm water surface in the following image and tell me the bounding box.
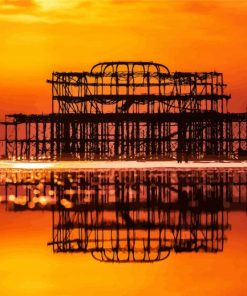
[0,167,246,296]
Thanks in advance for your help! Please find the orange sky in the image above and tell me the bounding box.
[0,0,247,118]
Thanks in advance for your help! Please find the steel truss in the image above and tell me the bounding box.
[47,169,246,262]
[2,112,247,161]
[1,169,246,262]
[2,169,246,211]
[1,61,247,161]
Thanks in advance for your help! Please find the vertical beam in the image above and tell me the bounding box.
[36,122,39,160]
[4,124,8,159]
[114,122,119,159]
[51,119,54,160]
[15,123,18,160]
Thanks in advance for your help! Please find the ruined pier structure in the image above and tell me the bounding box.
[1,61,247,161]
[1,169,246,262]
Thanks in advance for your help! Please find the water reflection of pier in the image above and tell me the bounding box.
[0,169,246,262]
[1,169,246,211]
[50,194,231,263]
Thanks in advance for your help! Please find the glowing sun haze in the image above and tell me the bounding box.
[0,0,246,118]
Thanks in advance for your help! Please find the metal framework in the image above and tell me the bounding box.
[1,169,246,211]
[1,168,246,262]
[47,169,245,262]
[1,61,247,161]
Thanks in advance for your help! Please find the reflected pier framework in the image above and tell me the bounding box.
[1,168,246,262]
[1,62,247,161]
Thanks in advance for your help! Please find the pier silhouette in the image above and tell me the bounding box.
[1,168,246,262]
[1,61,246,161]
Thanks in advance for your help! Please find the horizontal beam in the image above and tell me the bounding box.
[2,112,247,124]
[53,94,231,103]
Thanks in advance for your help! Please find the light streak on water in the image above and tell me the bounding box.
[0,160,246,170]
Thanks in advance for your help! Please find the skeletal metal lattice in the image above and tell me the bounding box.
[1,168,245,262]
[1,61,247,161]
[46,169,246,262]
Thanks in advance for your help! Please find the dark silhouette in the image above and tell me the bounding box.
[1,168,246,262]
[0,61,246,161]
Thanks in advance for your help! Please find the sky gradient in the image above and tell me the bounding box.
[0,0,247,118]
